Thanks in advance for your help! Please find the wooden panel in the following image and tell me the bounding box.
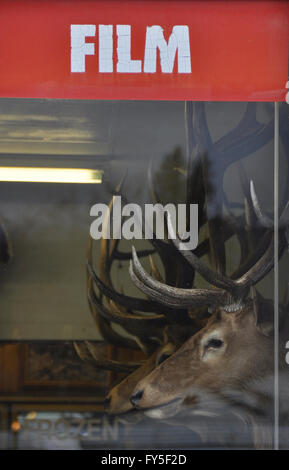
[0,344,22,393]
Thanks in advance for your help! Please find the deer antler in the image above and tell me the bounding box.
[130,212,278,312]
[74,341,142,373]
[81,100,285,410]
[250,181,289,252]
[250,181,289,229]
[129,246,230,309]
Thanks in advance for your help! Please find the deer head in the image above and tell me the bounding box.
[128,184,289,418]
[129,299,275,418]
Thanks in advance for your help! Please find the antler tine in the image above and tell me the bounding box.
[222,204,250,266]
[74,341,143,373]
[87,274,139,350]
[88,281,166,330]
[89,258,193,325]
[149,254,163,282]
[217,103,258,155]
[146,159,196,293]
[98,170,129,284]
[280,201,289,229]
[167,211,272,301]
[119,153,195,294]
[89,188,192,322]
[147,157,183,287]
[217,103,274,168]
[244,197,254,253]
[250,180,289,229]
[87,198,144,351]
[90,298,157,355]
[130,240,280,312]
[250,181,273,228]
[228,226,286,293]
[90,182,174,315]
[74,341,94,363]
[134,202,285,311]
[237,161,263,251]
[88,260,170,315]
[198,103,279,276]
[113,161,190,290]
[215,103,287,182]
[85,341,143,372]
[185,102,205,224]
[129,246,230,309]
[167,205,268,291]
[231,230,271,279]
[148,152,193,292]
[186,103,284,282]
[250,180,289,250]
[235,238,275,290]
[166,212,235,291]
[88,174,191,355]
[193,102,226,274]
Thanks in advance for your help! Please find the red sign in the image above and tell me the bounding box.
[0,0,288,101]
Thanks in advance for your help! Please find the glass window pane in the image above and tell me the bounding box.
[0,98,282,449]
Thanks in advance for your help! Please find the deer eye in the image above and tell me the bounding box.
[205,338,223,350]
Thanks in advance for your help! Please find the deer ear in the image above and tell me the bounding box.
[252,288,274,337]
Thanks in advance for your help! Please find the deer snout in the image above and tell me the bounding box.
[130,389,143,407]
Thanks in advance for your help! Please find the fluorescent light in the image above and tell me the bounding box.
[0,167,103,184]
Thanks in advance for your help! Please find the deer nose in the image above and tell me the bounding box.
[130,389,143,407]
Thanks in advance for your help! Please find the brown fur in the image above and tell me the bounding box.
[107,299,288,448]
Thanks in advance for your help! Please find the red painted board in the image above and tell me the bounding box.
[0,0,288,101]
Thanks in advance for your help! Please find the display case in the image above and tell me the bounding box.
[0,0,288,452]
